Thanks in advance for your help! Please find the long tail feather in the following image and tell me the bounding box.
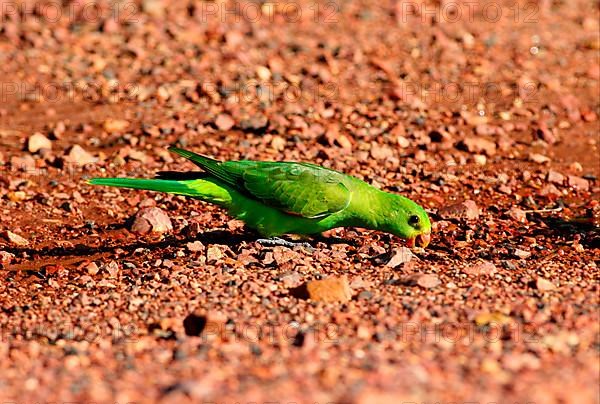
[87,178,191,194]
[87,177,232,205]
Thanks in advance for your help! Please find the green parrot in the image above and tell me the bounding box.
[88,147,432,248]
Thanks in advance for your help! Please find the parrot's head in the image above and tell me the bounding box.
[385,195,432,248]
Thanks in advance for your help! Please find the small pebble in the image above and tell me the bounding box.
[131,207,173,234]
[536,277,556,291]
[306,276,352,303]
[2,230,29,246]
[27,133,52,153]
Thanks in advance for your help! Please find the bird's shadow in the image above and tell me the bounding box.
[2,228,252,270]
[531,215,599,248]
[1,223,357,270]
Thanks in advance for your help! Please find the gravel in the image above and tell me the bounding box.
[0,0,598,402]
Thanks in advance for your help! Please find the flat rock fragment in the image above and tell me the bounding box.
[305,276,352,303]
[131,207,173,234]
[439,200,480,220]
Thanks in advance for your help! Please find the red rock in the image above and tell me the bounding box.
[473,154,487,165]
[139,198,156,208]
[9,154,36,171]
[356,389,409,404]
[582,109,598,122]
[51,121,66,138]
[497,135,514,151]
[474,312,511,326]
[270,136,286,151]
[103,119,130,133]
[102,18,119,33]
[459,136,496,156]
[506,207,527,222]
[272,246,301,265]
[126,150,148,162]
[386,247,414,268]
[85,261,100,275]
[536,277,556,291]
[131,207,173,234]
[439,200,480,220]
[560,94,581,122]
[65,145,98,165]
[142,0,165,17]
[186,241,205,252]
[2,230,29,246]
[475,124,496,136]
[43,264,65,280]
[539,184,561,197]
[336,134,353,150]
[184,222,203,238]
[27,133,52,153]
[547,170,565,185]
[529,153,551,164]
[206,245,224,263]
[567,175,589,191]
[96,280,117,288]
[536,122,557,144]
[255,65,271,80]
[401,273,440,288]
[240,114,269,132]
[463,261,497,276]
[416,274,441,288]
[569,162,583,172]
[498,185,512,195]
[215,113,235,131]
[7,191,27,202]
[396,136,410,148]
[370,142,394,159]
[280,271,303,288]
[225,31,244,47]
[460,110,489,126]
[514,249,531,259]
[306,276,352,303]
[0,251,15,266]
[502,353,541,371]
[104,261,120,278]
[324,125,352,150]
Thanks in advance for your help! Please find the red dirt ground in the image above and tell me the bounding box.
[0,0,598,402]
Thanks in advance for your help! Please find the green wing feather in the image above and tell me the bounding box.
[168,147,351,218]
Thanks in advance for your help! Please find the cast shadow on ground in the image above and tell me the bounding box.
[1,222,357,265]
[532,215,599,249]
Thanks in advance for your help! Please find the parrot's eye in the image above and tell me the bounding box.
[408,215,420,227]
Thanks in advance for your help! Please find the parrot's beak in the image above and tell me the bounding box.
[407,231,431,248]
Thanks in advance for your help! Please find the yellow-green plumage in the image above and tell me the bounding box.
[88,147,432,246]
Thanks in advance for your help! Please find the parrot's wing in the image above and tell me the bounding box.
[234,162,351,218]
[169,147,351,218]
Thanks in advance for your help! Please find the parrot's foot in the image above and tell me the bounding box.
[257,237,314,251]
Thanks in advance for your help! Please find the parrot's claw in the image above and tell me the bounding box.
[257,237,314,251]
